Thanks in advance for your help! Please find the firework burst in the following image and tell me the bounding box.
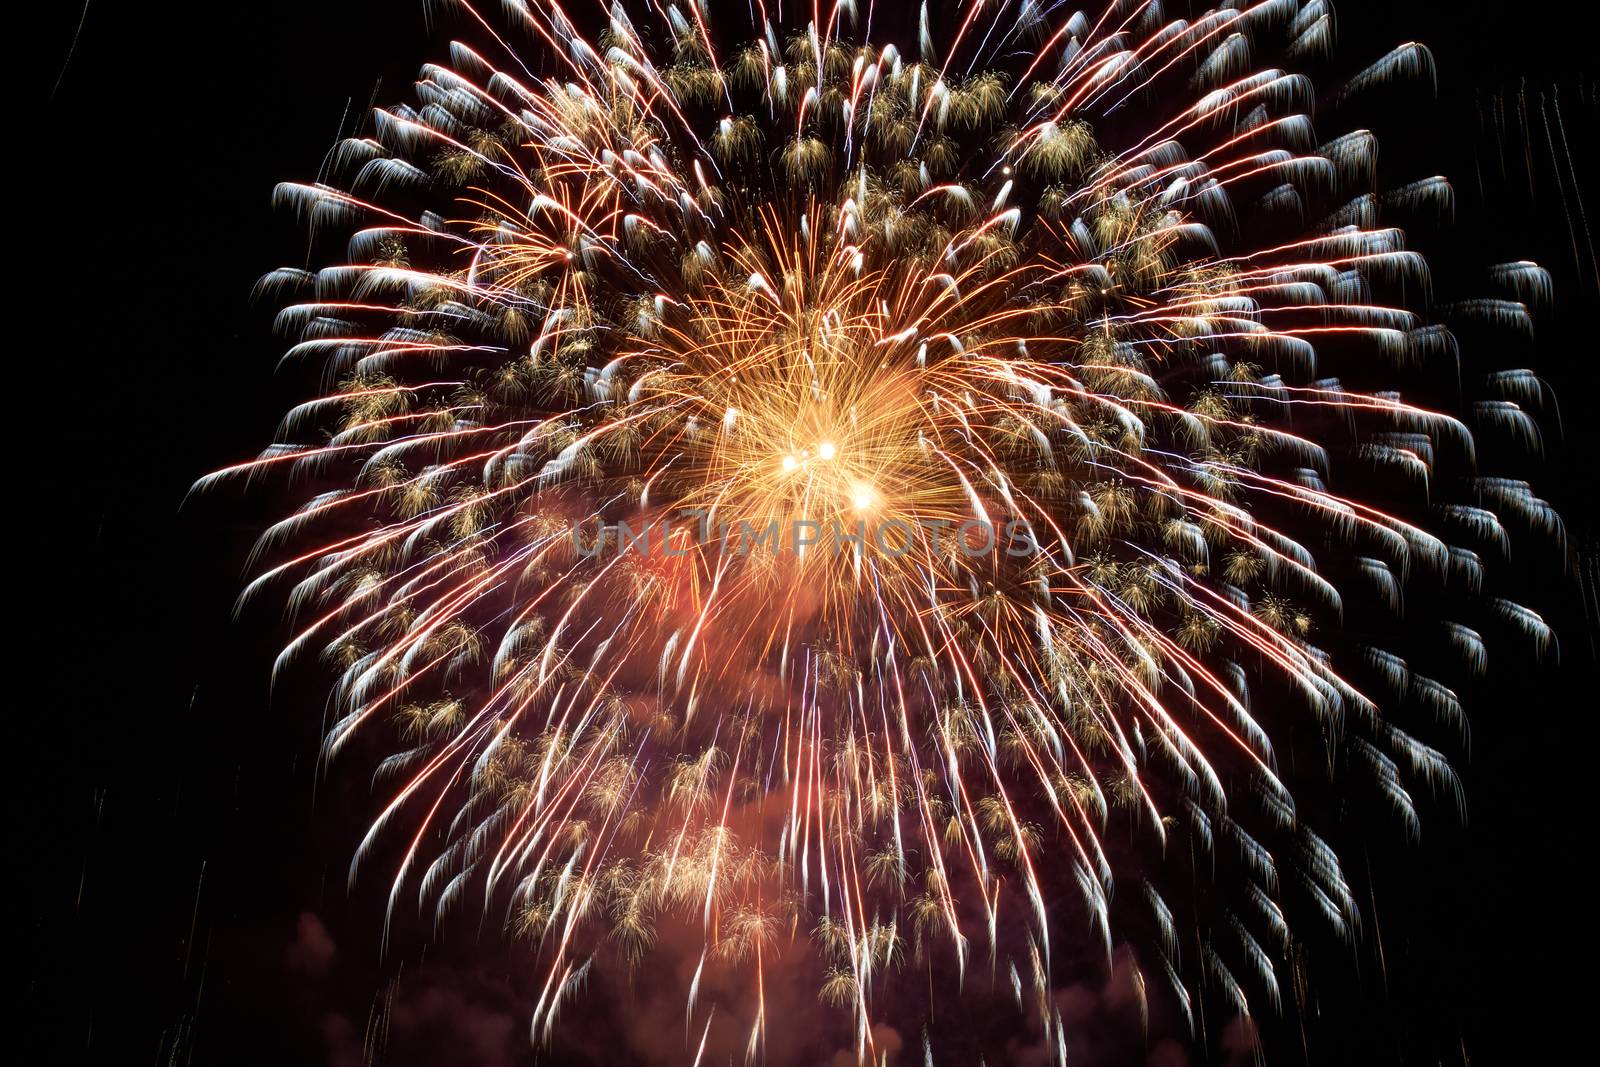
[201,0,1563,1060]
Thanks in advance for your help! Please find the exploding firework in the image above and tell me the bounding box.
[201,0,1564,1060]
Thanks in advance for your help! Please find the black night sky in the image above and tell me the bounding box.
[31,2,1600,1064]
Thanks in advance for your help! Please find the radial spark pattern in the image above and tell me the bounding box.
[203,0,1562,1060]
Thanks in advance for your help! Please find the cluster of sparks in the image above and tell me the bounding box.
[202,0,1564,1061]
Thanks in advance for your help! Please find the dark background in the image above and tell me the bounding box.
[31,2,1599,1064]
